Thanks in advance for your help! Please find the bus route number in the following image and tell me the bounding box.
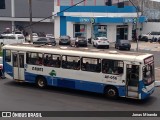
[105,75,117,80]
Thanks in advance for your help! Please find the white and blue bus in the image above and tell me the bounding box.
[2,44,155,100]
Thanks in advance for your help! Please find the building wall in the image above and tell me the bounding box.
[87,24,92,39]
[15,22,54,34]
[0,21,12,33]
[107,25,116,43]
[0,0,54,18]
[0,0,54,34]
[128,23,133,40]
[0,0,11,17]
[142,22,160,34]
[66,22,73,37]
[54,17,60,38]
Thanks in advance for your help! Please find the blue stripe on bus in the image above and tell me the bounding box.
[139,81,155,99]
[25,72,126,96]
[4,63,13,77]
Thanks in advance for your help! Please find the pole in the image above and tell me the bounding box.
[128,0,139,52]
[11,0,15,32]
[29,0,33,42]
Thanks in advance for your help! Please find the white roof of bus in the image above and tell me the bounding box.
[2,44,153,63]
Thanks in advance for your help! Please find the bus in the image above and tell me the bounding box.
[2,44,155,100]
[0,33,25,45]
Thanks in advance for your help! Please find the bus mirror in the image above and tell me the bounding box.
[155,81,160,87]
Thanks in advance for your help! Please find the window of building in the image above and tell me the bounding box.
[5,50,11,62]
[74,24,86,38]
[44,54,61,68]
[26,52,42,66]
[62,56,80,70]
[93,25,107,38]
[81,57,101,72]
[102,59,124,75]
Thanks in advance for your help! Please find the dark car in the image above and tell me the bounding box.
[33,37,56,46]
[75,37,87,47]
[59,36,71,45]
[115,40,131,50]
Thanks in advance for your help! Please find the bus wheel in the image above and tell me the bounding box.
[104,86,118,99]
[36,77,47,88]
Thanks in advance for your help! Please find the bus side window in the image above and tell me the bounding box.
[81,57,101,73]
[26,52,42,65]
[62,55,80,70]
[47,54,61,68]
[102,59,123,75]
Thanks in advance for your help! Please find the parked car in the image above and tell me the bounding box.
[26,33,39,42]
[140,32,160,41]
[92,37,109,49]
[46,34,54,38]
[115,40,131,50]
[33,37,56,46]
[75,37,87,47]
[70,38,76,47]
[59,35,71,45]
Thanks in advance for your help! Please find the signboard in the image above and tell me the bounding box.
[144,56,154,64]
[80,18,95,24]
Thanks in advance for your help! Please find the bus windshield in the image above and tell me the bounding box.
[143,63,154,86]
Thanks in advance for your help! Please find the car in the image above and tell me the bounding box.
[46,34,54,38]
[75,37,87,47]
[115,40,131,50]
[33,37,56,46]
[92,37,109,49]
[26,33,39,42]
[59,35,71,45]
[140,32,160,41]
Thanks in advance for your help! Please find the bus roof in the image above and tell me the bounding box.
[2,44,153,63]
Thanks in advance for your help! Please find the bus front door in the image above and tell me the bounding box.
[12,52,25,81]
[126,65,139,99]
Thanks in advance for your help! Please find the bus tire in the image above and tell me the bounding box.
[36,76,47,88]
[104,86,118,99]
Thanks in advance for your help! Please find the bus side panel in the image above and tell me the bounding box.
[25,72,37,83]
[139,80,155,99]
[74,80,104,93]
[117,86,126,97]
[25,72,55,85]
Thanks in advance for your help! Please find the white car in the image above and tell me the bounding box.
[141,32,160,40]
[26,33,39,42]
[92,37,109,49]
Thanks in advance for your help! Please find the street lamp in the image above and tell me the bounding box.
[128,0,140,52]
[29,0,33,42]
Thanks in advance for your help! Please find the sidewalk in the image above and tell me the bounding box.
[131,41,160,51]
